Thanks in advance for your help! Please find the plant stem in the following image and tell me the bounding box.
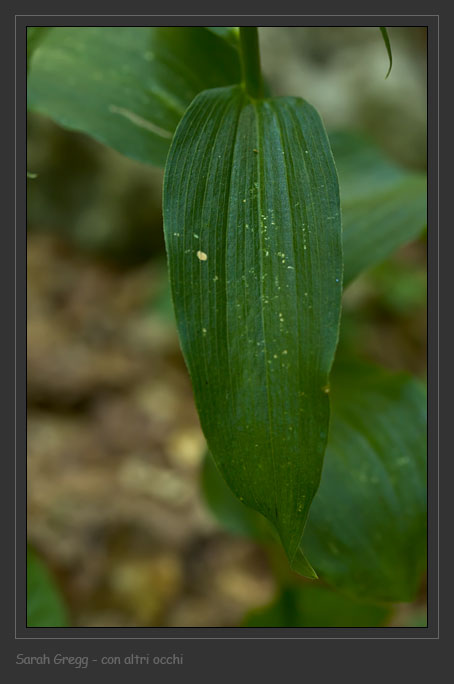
[239,27,264,99]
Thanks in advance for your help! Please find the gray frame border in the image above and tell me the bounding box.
[17,11,437,641]
[7,6,442,668]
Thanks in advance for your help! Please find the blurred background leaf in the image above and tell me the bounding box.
[27,27,241,167]
[302,361,427,603]
[27,546,69,627]
[331,131,426,285]
[206,27,240,45]
[27,27,51,71]
[242,583,392,627]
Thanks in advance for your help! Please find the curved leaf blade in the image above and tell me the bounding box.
[302,361,427,602]
[27,27,241,167]
[331,131,427,286]
[164,85,342,575]
[379,27,393,78]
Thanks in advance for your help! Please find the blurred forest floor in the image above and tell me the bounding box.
[27,26,427,627]
[28,233,279,626]
[27,228,426,627]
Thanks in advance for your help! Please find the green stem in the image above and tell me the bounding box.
[239,27,264,99]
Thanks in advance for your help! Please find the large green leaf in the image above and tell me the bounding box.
[27,27,241,167]
[242,583,391,627]
[202,361,426,602]
[302,361,427,602]
[27,547,69,627]
[164,85,342,577]
[331,131,427,286]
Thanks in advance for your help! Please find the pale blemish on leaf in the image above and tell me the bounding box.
[197,250,208,261]
[108,104,173,139]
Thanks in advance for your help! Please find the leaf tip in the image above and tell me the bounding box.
[291,547,319,580]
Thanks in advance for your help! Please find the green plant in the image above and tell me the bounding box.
[27,26,427,624]
[27,546,69,627]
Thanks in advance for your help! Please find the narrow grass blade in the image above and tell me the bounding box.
[379,27,393,78]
